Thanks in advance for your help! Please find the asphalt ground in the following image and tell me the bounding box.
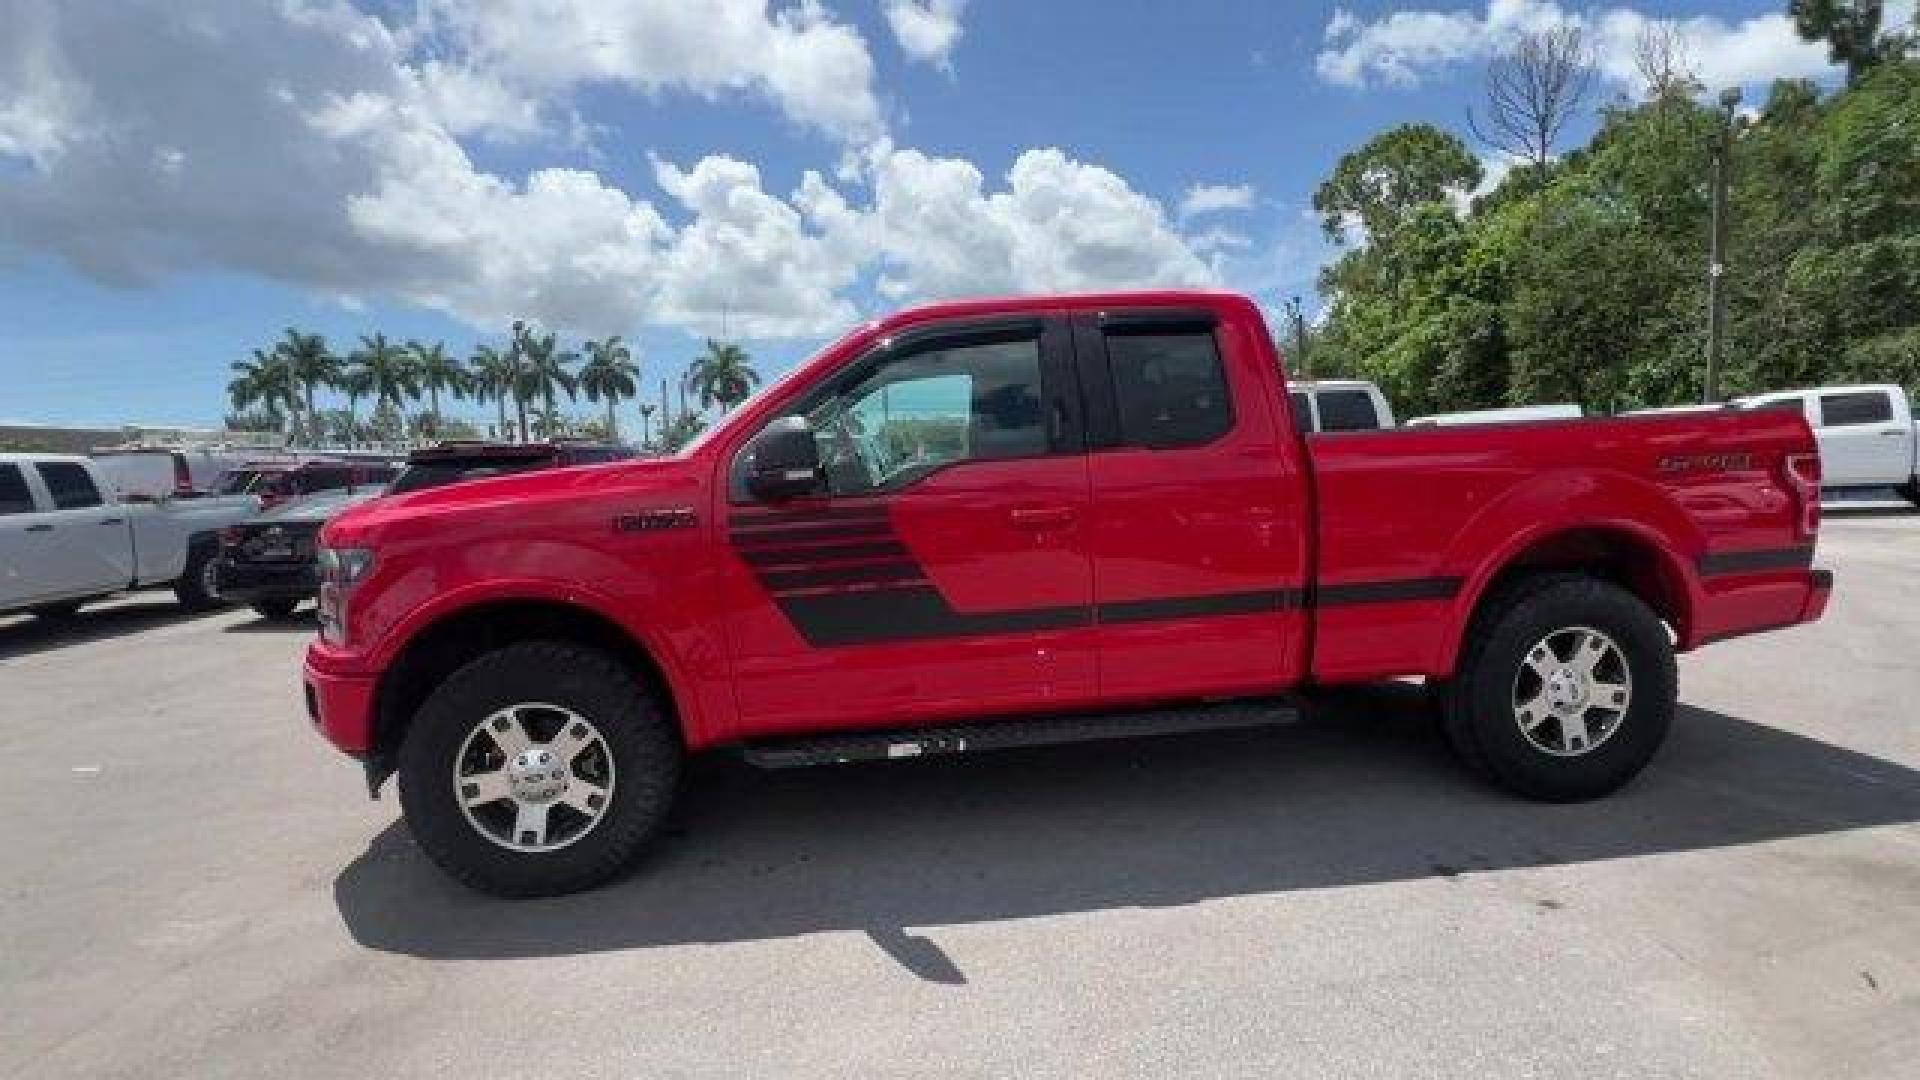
[2,507,1916,1078]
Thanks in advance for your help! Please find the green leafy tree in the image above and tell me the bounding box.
[579,336,640,440]
[1313,123,1482,244]
[1790,0,1906,83]
[684,339,761,412]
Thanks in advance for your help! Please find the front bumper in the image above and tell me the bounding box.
[217,557,319,603]
[303,642,377,758]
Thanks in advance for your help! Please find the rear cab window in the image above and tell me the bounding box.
[0,464,37,514]
[1316,389,1381,432]
[1818,391,1893,427]
[1103,325,1233,449]
[34,461,104,510]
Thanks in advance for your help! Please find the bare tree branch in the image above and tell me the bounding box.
[1633,22,1701,103]
[1467,25,1596,187]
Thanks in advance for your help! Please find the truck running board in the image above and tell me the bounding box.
[740,698,1303,769]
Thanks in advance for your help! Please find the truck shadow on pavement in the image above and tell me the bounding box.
[334,684,1920,980]
[0,598,221,661]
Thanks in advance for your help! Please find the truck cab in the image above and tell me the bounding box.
[1,453,259,617]
[1737,384,1918,500]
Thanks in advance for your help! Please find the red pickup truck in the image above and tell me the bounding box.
[304,291,1831,896]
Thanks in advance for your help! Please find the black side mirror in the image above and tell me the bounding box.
[745,416,825,502]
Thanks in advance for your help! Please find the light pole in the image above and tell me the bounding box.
[1287,295,1312,382]
[1703,85,1740,404]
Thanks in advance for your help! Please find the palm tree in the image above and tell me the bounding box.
[530,406,570,440]
[515,328,577,440]
[578,336,640,441]
[348,334,420,442]
[637,402,656,447]
[409,339,469,429]
[469,344,516,440]
[685,339,761,412]
[337,368,373,450]
[275,328,339,448]
[227,348,296,433]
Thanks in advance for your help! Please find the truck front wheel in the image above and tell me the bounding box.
[1440,576,1676,802]
[396,641,682,897]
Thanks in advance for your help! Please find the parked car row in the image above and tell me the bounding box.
[0,453,256,618]
[3,441,633,622]
[215,440,635,619]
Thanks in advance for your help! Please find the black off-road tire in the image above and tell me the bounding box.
[1900,479,1920,508]
[397,641,682,898]
[1438,574,1676,802]
[251,598,301,620]
[174,541,225,612]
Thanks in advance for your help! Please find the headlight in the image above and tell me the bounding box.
[316,546,374,645]
[318,546,375,585]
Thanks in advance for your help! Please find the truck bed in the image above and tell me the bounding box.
[1304,408,1825,681]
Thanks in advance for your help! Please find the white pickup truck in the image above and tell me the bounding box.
[1736,384,1919,504]
[0,453,261,619]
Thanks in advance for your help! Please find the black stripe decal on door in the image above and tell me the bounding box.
[732,506,1461,646]
[1316,577,1463,605]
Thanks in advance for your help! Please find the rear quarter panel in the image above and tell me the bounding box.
[1307,409,1816,681]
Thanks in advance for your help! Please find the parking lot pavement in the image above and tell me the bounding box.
[1,513,1916,1080]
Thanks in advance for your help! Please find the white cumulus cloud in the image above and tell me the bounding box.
[0,1,1226,344]
[1316,0,1837,94]
[1179,183,1256,221]
[882,0,967,70]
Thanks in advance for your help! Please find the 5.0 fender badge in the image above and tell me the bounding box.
[614,508,698,533]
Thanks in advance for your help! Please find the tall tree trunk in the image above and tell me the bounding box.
[346,396,359,450]
[304,384,317,449]
[515,389,528,443]
[495,392,508,442]
[429,383,441,426]
[605,397,617,440]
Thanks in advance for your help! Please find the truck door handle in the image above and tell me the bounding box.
[25,523,53,533]
[99,517,124,525]
[1009,505,1077,528]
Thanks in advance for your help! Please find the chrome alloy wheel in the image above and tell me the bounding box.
[454,703,616,852]
[1512,626,1632,757]
[201,557,222,601]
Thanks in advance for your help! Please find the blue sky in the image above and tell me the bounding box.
[0,1,1857,428]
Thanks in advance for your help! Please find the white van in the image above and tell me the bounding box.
[90,446,259,501]
[1286,380,1395,432]
[1736,384,1918,500]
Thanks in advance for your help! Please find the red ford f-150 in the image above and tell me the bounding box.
[304,291,1831,896]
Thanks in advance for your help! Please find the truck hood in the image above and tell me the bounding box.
[320,456,701,548]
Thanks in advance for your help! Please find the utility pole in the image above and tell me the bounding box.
[1286,295,1312,381]
[1703,86,1739,404]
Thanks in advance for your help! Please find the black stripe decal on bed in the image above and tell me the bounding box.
[1696,546,1815,576]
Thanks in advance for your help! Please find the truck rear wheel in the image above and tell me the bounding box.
[397,641,681,898]
[1440,575,1675,802]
